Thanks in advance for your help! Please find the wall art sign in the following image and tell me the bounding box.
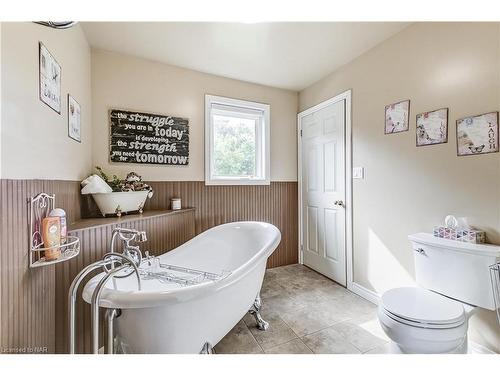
[456,112,499,156]
[416,108,448,146]
[109,109,189,165]
[385,100,410,134]
[67,95,81,142]
[39,42,61,113]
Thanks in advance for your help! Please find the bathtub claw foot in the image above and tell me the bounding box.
[252,312,269,331]
[249,294,269,331]
[200,342,214,354]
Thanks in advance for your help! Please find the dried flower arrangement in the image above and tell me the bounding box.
[95,166,153,194]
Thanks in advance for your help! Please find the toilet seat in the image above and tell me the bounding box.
[381,307,466,329]
[378,287,469,353]
[381,287,466,329]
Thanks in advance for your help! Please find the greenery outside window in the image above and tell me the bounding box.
[205,95,270,185]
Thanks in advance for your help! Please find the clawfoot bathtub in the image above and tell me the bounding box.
[82,221,281,353]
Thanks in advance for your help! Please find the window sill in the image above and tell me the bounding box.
[205,179,271,186]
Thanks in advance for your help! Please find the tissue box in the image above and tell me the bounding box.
[433,226,486,244]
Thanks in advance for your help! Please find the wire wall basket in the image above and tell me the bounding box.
[490,262,500,325]
[29,193,80,268]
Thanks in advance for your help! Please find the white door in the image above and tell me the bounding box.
[300,98,346,286]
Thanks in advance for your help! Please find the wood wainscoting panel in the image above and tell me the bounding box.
[144,181,299,269]
[55,209,195,353]
[1,179,297,354]
[0,179,81,354]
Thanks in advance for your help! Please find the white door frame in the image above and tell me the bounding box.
[297,89,353,290]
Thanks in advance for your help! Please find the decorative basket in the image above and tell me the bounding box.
[433,225,486,244]
[92,190,151,217]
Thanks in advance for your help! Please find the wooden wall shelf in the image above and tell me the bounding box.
[68,208,195,232]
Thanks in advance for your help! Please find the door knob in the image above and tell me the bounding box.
[334,200,345,207]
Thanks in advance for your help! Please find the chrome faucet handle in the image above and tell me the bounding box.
[142,250,159,268]
[114,228,148,244]
[143,250,155,261]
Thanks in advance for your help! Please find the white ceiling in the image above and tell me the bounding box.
[81,22,409,91]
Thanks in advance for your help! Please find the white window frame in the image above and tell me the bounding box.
[205,94,271,185]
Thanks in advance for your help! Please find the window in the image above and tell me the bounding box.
[205,95,270,185]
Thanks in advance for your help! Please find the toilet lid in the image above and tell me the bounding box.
[381,287,466,326]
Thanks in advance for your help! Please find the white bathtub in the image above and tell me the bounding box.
[82,221,281,353]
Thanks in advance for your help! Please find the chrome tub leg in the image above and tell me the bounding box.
[249,293,269,331]
[200,342,214,354]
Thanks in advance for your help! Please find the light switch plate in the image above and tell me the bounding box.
[353,167,364,179]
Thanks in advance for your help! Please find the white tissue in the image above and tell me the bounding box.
[444,215,458,229]
[456,217,471,230]
[444,215,471,230]
[81,174,113,195]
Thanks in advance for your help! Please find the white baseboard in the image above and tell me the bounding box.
[468,340,496,354]
[350,282,380,305]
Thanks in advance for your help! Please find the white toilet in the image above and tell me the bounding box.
[378,233,500,354]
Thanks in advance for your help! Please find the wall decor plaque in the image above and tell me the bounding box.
[109,109,189,165]
[416,108,448,146]
[385,100,410,134]
[456,112,499,156]
[39,42,61,113]
[68,95,81,142]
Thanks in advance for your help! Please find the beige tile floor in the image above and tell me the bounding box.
[214,264,391,354]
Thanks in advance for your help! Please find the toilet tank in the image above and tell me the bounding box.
[408,233,500,310]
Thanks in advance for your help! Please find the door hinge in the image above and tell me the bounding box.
[300,129,303,137]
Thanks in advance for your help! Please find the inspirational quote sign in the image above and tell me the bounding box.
[110,109,189,165]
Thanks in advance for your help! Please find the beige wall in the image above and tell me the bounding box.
[299,22,500,352]
[91,49,298,181]
[0,22,92,180]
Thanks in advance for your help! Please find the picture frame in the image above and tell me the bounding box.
[67,95,81,142]
[416,108,448,147]
[456,111,499,156]
[39,42,61,114]
[385,100,410,134]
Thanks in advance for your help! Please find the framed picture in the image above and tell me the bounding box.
[39,42,61,113]
[456,112,499,156]
[416,108,448,146]
[67,95,81,142]
[385,100,410,134]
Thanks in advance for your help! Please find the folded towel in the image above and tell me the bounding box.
[81,174,113,195]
